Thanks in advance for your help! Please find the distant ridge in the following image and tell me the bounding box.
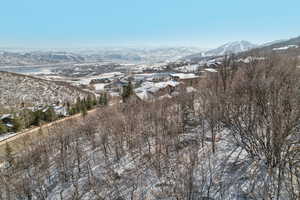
[184,40,257,61]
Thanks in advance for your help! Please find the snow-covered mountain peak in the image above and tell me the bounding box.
[205,40,257,56]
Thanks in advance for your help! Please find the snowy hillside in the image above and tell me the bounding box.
[204,41,257,56]
[0,71,90,109]
[0,51,85,66]
[183,41,257,61]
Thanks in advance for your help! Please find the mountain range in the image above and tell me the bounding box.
[184,36,300,62]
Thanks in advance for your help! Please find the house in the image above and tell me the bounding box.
[90,78,111,84]
[0,114,14,130]
[203,68,218,73]
[108,92,122,105]
[170,73,201,86]
[199,68,218,78]
[104,79,128,93]
[53,106,68,117]
[134,81,180,101]
[0,114,13,124]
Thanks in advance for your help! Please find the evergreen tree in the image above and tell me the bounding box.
[122,81,134,102]
[70,107,77,115]
[103,93,108,105]
[33,110,43,126]
[98,95,103,105]
[81,104,88,117]
[20,109,35,128]
[92,97,97,106]
[44,107,57,122]
[75,97,82,113]
[66,101,71,111]
[0,121,7,134]
[86,95,93,110]
[11,116,23,132]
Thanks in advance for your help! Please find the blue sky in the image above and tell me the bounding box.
[1,0,300,48]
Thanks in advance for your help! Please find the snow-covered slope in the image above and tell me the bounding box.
[0,71,90,109]
[184,41,257,61]
[204,41,257,56]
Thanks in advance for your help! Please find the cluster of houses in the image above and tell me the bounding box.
[88,69,218,102]
[1,67,218,135]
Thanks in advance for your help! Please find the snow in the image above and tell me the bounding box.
[135,80,180,100]
[176,64,200,72]
[158,94,172,99]
[0,132,17,142]
[204,68,218,73]
[136,80,180,93]
[75,72,124,85]
[135,90,153,101]
[273,45,298,51]
[53,106,68,116]
[0,114,12,120]
[170,73,200,79]
[93,83,107,91]
[110,92,120,97]
[238,56,265,63]
[186,86,197,93]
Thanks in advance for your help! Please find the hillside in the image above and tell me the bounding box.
[0,51,84,66]
[0,71,90,109]
[184,41,257,61]
[245,36,300,55]
[0,54,299,200]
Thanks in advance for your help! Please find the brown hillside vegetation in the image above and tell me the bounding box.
[0,54,299,199]
[0,71,91,110]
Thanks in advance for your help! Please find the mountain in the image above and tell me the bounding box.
[260,39,287,47]
[256,36,300,52]
[183,41,257,61]
[83,47,205,63]
[205,41,257,56]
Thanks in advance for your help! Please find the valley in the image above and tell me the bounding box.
[0,36,300,200]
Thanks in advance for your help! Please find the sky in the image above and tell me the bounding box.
[1,0,300,48]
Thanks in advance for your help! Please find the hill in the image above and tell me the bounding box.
[0,51,85,66]
[0,71,90,109]
[184,41,257,61]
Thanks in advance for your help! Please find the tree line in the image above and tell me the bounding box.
[0,93,109,135]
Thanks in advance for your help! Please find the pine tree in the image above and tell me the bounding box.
[12,116,23,132]
[75,98,82,113]
[99,93,108,106]
[92,98,97,106]
[33,110,42,126]
[81,104,88,117]
[102,93,108,106]
[86,95,93,110]
[66,101,71,111]
[44,107,56,122]
[0,121,7,134]
[122,81,134,102]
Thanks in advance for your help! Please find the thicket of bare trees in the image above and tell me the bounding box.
[197,54,300,199]
[0,54,299,200]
